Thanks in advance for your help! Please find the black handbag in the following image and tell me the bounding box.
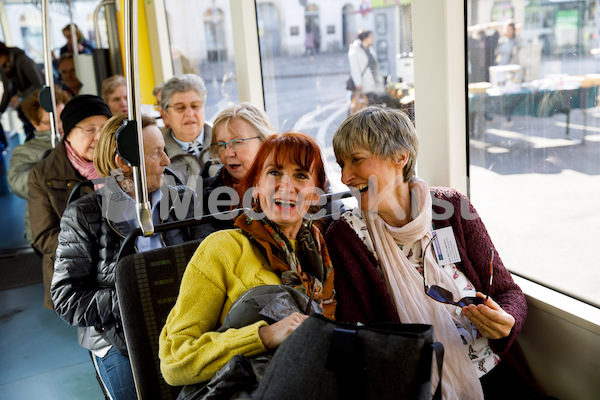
[254,314,444,400]
[347,53,371,92]
[346,77,356,92]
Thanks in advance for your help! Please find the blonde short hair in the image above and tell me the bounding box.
[94,114,156,177]
[332,106,418,182]
[210,103,275,157]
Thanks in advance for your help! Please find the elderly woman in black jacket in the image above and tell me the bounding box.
[51,114,204,400]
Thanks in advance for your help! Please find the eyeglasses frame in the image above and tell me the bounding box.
[166,101,204,114]
[74,125,101,136]
[422,233,494,307]
[212,136,260,153]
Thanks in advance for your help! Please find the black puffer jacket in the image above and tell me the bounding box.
[51,182,205,352]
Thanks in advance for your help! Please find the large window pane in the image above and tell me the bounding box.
[467,0,600,306]
[164,0,239,122]
[256,0,414,195]
[4,2,100,63]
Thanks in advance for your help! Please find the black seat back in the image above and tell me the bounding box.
[115,240,201,400]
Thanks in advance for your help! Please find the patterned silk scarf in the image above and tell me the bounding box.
[234,214,336,319]
[364,178,484,400]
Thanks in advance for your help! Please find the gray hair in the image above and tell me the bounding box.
[332,106,418,182]
[210,103,275,157]
[152,81,165,98]
[161,74,207,110]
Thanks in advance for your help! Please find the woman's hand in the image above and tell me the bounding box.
[462,292,515,340]
[258,312,308,350]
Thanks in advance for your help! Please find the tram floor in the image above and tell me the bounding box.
[0,283,105,400]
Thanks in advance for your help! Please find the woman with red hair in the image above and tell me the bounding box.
[159,132,336,387]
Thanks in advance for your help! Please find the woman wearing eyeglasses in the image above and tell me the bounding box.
[193,103,275,238]
[325,107,540,400]
[161,74,215,186]
[28,94,111,310]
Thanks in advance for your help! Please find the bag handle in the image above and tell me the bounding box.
[327,326,444,400]
[327,327,363,399]
[427,341,444,400]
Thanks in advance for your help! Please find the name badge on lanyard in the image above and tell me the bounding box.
[431,226,461,266]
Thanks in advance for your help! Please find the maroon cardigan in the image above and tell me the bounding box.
[324,186,527,358]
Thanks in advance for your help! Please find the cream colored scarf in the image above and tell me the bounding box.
[363,178,484,400]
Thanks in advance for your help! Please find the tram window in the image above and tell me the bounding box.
[164,0,240,123]
[4,2,99,60]
[466,1,600,307]
[255,0,414,195]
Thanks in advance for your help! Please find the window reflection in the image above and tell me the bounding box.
[204,8,227,62]
[5,3,99,60]
[164,0,238,123]
[19,10,44,64]
[467,0,600,306]
[256,1,414,194]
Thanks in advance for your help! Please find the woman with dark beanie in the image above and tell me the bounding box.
[28,94,111,310]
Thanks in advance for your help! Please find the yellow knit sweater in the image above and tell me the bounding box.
[159,229,282,386]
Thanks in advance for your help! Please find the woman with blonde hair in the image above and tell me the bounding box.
[209,103,275,186]
[192,103,277,239]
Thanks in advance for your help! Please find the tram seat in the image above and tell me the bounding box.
[115,239,199,400]
[114,209,244,400]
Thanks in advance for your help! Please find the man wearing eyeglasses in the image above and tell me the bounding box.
[0,41,44,141]
[160,74,217,189]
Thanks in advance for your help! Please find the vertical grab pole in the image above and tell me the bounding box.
[124,0,153,236]
[67,0,79,56]
[41,0,59,148]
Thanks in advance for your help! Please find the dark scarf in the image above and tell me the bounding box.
[362,44,377,76]
[234,214,336,319]
[220,166,239,191]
